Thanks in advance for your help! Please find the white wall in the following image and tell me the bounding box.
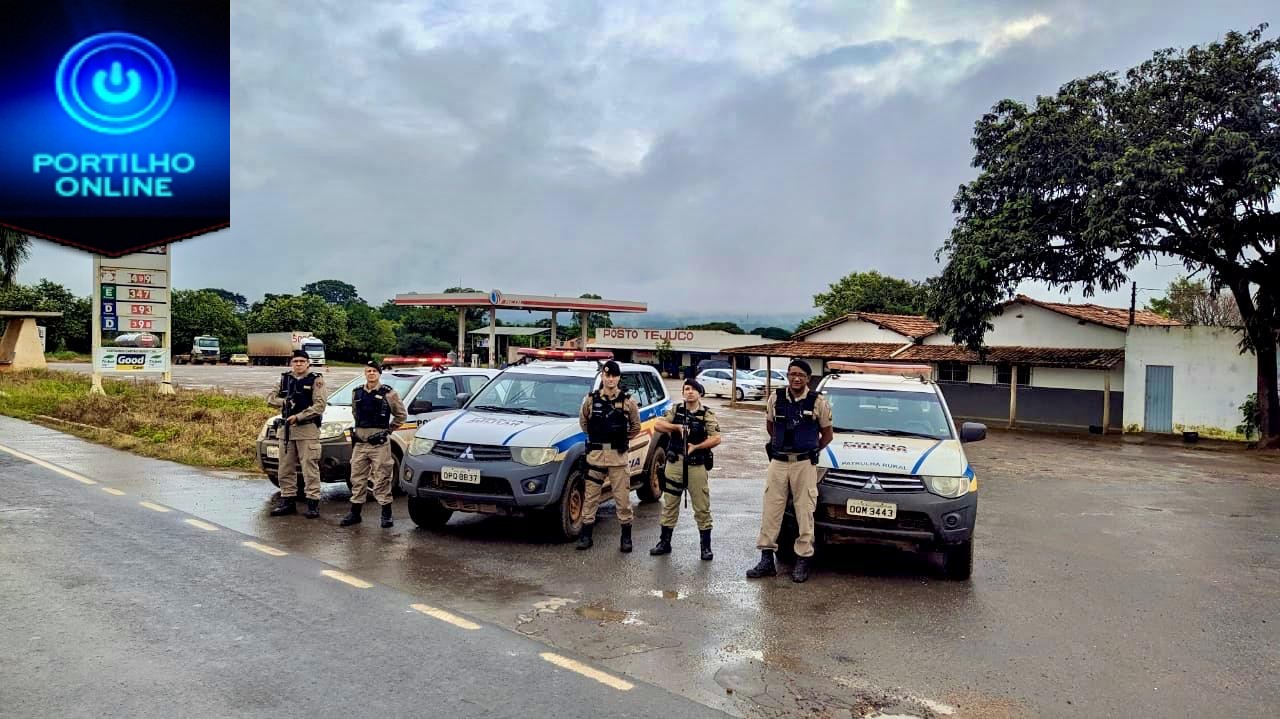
[923,303,1125,348]
[1032,367,1125,392]
[1123,326,1258,437]
[804,320,909,344]
[967,364,996,384]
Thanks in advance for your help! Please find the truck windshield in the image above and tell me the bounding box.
[823,387,953,440]
[302,341,324,352]
[467,373,592,417]
[196,338,219,347]
[329,374,418,406]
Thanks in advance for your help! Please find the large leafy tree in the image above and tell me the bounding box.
[198,287,249,313]
[246,294,348,349]
[171,290,245,354]
[301,279,362,306]
[0,280,91,352]
[1147,276,1243,326]
[751,326,793,341]
[682,321,745,333]
[1,228,31,287]
[929,27,1280,447]
[796,271,929,333]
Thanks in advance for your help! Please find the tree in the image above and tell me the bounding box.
[199,288,248,313]
[301,279,362,306]
[682,322,745,333]
[0,228,30,287]
[0,280,90,352]
[245,294,348,349]
[171,290,245,354]
[340,301,397,360]
[929,26,1280,447]
[1147,277,1244,326]
[577,293,613,331]
[803,271,928,330]
[751,326,793,340]
[392,305,464,355]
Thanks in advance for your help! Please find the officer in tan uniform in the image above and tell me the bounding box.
[746,359,833,583]
[340,361,407,528]
[576,360,642,552]
[267,350,330,519]
[650,378,721,560]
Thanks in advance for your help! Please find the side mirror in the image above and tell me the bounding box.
[960,422,987,443]
[408,399,433,415]
[453,392,471,408]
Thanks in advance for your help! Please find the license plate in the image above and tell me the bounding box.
[442,466,481,485]
[846,499,897,520]
[266,445,279,458]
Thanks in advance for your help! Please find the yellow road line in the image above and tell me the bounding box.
[539,652,634,691]
[138,501,171,513]
[0,444,96,484]
[243,541,287,557]
[410,604,480,630]
[183,518,219,531]
[101,487,126,496]
[321,570,372,589]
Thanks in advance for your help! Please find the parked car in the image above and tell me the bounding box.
[257,366,499,496]
[400,350,672,540]
[695,368,766,400]
[779,361,986,580]
[694,358,731,375]
[749,367,788,386]
[228,353,249,365]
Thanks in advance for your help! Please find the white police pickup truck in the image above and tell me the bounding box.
[780,362,986,580]
[399,349,672,540]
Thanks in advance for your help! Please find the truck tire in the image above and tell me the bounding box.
[544,468,585,541]
[407,496,452,528]
[942,540,973,581]
[637,441,665,504]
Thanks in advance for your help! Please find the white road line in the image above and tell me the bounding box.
[243,541,287,557]
[0,444,96,484]
[539,652,634,691]
[183,518,219,531]
[138,501,171,513]
[101,487,126,496]
[321,570,372,589]
[410,604,480,630]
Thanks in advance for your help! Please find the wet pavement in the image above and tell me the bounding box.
[2,395,1278,717]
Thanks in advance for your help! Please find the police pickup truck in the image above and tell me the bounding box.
[780,362,986,580]
[399,349,672,540]
[257,365,498,496]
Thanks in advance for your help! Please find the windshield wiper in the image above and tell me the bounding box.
[875,429,944,440]
[838,427,888,435]
[471,404,506,412]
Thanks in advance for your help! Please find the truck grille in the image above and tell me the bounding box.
[822,469,925,492]
[422,472,514,496]
[823,506,933,533]
[429,442,512,462]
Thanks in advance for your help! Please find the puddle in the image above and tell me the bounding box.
[574,605,644,625]
[649,589,686,599]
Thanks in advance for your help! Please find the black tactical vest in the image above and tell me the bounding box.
[353,384,393,429]
[281,372,323,426]
[587,390,630,451]
[771,388,820,452]
[669,404,711,464]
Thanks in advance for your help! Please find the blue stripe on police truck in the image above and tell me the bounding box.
[440,411,470,441]
[909,439,944,475]
[825,447,838,467]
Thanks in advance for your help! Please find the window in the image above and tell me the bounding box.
[620,372,654,407]
[825,387,952,439]
[641,372,667,405]
[996,364,1032,386]
[461,374,491,395]
[708,370,729,380]
[938,362,969,383]
[468,373,592,417]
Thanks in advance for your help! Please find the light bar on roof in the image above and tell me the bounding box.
[828,361,932,379]
[515,347,614,360]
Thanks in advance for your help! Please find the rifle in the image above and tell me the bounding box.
[278,373,292,444]
[682,425,689,509]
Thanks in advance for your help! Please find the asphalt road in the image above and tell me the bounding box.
[0,449,725,719]
[49,361,363,396]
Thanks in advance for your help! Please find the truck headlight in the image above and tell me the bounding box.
[318,421,349,440]
[408,437,436,456]
[513,447,559,466]
[923,475,969,498]
[257,418,273,440]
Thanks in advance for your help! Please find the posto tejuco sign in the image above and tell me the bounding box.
[0,1,229,256]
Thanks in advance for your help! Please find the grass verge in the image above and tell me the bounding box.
[0,369,274,471]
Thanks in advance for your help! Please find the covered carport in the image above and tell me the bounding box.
[393,291,646,368]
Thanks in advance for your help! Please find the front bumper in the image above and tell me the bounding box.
[255,435,352,482]
[399,451,574,515]
[789,482,977,549]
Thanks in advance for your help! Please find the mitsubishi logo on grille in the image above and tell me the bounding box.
[864,476,881,491]
[459,446,475,461]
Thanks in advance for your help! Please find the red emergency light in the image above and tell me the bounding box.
[828,361,933,379]
[514,347,614,361]
[380,356,451,369]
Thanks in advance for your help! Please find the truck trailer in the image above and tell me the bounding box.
[247,332,326,366]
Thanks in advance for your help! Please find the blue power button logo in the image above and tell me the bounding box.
[56,32,177,135]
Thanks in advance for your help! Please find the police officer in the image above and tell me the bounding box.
[577,360,642,552]
[746,359,833,583]
[650,378,721,560]
[267,350,329,518]
[340,361,407,528]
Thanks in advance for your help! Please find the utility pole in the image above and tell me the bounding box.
[1129,282,1137,326]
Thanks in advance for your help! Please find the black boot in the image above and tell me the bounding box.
[269,496,297,517]
[791,556,812,583]
[380,503,394,528]
[575,522,594,550]
[304,498,320,519]
[339,502,362,526]
[619,523,633,553]
[745,550,776,578]
[649,526,673,555]
[699,528,714,561]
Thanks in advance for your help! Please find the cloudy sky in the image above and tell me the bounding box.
[19,0,1274,320]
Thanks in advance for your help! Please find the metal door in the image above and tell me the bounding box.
[1143,365,1174,433]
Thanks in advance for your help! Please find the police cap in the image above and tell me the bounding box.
[683,378,705,396]
[291,350,310,361]
[788,359,813,377]
[602,360,622,376]
[364,360,382,373]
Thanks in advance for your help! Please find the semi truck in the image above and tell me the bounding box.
[173,335,220,364]
[247,332,326,366]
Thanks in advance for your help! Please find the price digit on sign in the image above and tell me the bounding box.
[128,288,151,300]
[129,319,153,330]
[130,304,153,315]
[129,273,152,285]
